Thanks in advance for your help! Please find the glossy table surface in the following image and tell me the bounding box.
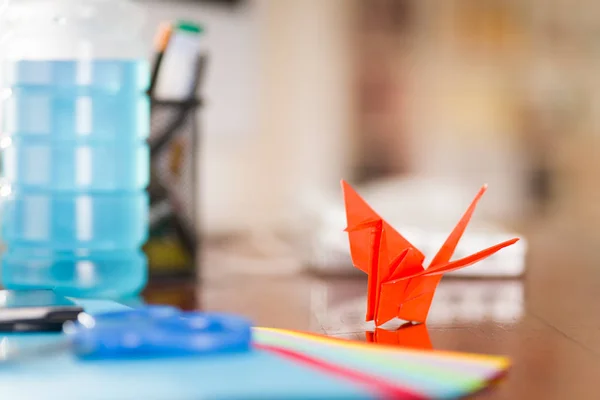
[143,215,600,400]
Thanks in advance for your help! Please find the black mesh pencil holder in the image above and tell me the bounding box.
[144,54,206,281]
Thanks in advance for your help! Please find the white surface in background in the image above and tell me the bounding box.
[315,280,524,334]
[427,280,524,325]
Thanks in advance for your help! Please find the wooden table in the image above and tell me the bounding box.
[143,215,600,399]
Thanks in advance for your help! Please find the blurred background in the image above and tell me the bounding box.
[151,0,598,281]
[5,0,600,297]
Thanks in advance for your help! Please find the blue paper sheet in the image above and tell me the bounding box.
[0,300,375,400]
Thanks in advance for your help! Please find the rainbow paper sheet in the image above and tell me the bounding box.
[0,300,509,399]
[254,327,510,399]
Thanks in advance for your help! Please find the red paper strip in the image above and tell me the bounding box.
[257,343,425,400]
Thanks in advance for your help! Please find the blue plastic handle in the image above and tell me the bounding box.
[63,306,253,360]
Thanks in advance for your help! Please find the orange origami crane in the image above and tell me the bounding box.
[341,180,519,326]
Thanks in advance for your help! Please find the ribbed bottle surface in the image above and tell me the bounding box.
[1,59,150,297]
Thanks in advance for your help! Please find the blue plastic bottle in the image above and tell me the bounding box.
[0,0,150,298]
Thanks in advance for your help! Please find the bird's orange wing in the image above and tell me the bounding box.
[392,236,518,323]
[419,238,519,277]
[379,274,442,324]
[374,248,430,325]
[396,275,442,323]
[378,184,519,325]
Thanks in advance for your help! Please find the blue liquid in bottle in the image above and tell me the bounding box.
[1,59,150,298]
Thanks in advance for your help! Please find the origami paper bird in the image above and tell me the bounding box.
[341,180,519,326]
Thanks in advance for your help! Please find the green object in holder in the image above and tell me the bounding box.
[176,20,204,34]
